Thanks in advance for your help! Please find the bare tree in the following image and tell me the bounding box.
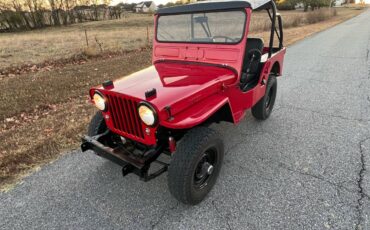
[0,0,112,32]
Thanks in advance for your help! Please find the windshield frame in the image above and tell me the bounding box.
[155,9,248,45]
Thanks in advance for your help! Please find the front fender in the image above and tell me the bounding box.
[160,94,231,129]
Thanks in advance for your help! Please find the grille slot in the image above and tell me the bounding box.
[106,94,144,139]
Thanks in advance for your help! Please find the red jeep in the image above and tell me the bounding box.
[81,0,286,205]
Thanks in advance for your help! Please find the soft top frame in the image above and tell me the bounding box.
[156,0,283,58]
[156,0,272,15]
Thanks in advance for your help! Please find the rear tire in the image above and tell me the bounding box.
[167,126,224,205]
[252,76,277,120]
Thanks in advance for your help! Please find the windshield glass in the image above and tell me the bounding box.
[157,10,246,44]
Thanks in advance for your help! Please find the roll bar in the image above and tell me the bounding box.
[264,0,284,57]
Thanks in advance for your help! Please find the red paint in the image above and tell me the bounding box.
[169,137,176,153]
[89,7,286,146]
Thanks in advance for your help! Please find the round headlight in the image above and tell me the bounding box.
[138,104,157,126]
[93,91,107,111]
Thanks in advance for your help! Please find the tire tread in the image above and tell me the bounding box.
[168,126,223,205]
[88,111,106,136]
[251,76,277,120]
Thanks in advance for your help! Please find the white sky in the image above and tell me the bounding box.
[110,0,175,5]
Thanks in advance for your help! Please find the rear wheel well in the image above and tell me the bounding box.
[271,62,280,76]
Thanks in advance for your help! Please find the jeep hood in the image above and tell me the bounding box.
[97,62,236,119]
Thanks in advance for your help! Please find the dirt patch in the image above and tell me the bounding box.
[0,49,151,121]
[0,46,151,78]
[0,50,152,188]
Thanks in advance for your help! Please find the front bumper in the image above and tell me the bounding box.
[81,132,167,181]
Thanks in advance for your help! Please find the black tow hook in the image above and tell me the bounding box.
[122,164,135,177]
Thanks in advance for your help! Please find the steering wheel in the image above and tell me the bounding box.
[212,36,237,43]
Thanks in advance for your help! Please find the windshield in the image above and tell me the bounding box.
[156,10,246,44]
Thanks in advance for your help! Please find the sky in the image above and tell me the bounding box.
[110,0,175,5]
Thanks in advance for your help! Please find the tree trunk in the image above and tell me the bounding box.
[51,10,60,26]
[304,4,309,11]
[21,12,32,29]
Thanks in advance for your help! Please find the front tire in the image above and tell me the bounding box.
[167,126,224,205]
[88,111,112,156]
[88,111,107,136]
[252,75,277,120]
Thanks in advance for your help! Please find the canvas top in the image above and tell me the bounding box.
[156,0,272,15]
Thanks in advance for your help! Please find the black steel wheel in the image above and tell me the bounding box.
[167,126,224,205]
[193,148,218,190]
[251,75,277,120]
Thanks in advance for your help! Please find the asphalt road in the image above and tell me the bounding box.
[1,10,370,230]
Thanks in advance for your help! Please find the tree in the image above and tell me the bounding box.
[0,0,113,31]
[48,0,60,25]
[276,0,297,10]
[296,0,331,11]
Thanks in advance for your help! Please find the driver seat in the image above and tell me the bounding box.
[240,38,264,91]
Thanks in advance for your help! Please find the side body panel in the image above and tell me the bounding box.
[225,48,286,123]
[160,48,286,129]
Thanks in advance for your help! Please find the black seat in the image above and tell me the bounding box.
[240,38,264,91]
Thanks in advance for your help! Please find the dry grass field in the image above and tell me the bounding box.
[0,7,365,190]
[0,13,154,70]
[0,8,362,71]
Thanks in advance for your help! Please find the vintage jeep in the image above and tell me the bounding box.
[81,0,286,205]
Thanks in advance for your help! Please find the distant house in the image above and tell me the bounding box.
[134,1,157,13]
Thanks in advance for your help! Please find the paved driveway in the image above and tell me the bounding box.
[1,9,370,230]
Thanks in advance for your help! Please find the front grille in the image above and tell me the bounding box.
[106,94,145,139]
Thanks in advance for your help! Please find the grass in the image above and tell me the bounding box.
[249,8,340,32]
[0,13,154,70]
[0,7,365,190]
